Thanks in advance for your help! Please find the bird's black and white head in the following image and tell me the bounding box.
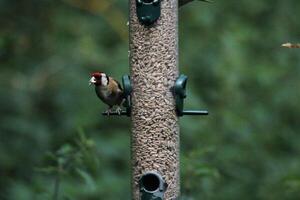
[89,72,109,86]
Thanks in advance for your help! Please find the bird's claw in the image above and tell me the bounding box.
[115,107,122,115]
[104,108,113,116]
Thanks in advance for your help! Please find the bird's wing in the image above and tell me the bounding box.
[115,79,123,91]
[108,77,123,91]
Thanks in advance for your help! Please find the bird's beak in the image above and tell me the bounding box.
[89,77,96,85]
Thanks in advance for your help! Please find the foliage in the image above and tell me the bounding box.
[1,0,300,199]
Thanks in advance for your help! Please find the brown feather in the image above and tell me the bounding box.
[95,77,124,107]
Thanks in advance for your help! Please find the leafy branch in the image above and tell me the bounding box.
[36,129,99,200]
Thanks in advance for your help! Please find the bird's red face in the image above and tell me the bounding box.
[89,72,109,86]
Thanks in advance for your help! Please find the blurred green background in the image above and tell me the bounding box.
[1,0,300,199]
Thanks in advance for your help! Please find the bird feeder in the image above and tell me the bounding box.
[103,0,208,199]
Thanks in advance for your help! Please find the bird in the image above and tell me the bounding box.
[89,72,125,115]
[179,0,212,8]
[282,42,300,48]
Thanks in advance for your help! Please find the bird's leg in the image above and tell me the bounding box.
[115,106,122,115]
[104,106,113,116]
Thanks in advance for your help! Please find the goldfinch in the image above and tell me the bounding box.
[89,72,124,114]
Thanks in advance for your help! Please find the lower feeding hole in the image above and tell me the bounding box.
[141,173,160,192]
